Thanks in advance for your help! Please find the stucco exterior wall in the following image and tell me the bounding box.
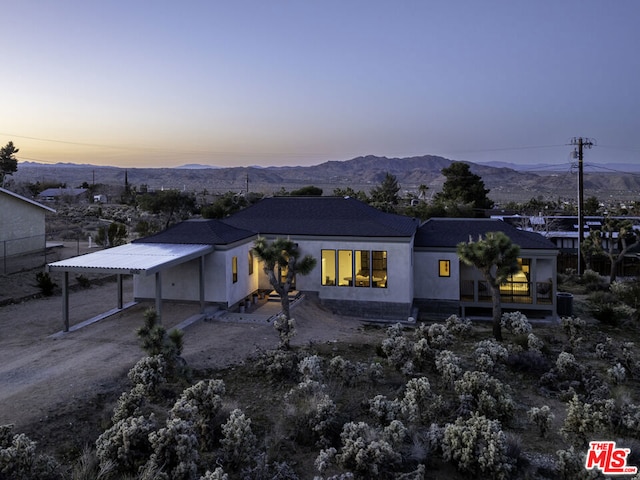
[133,242,258,308]
[0,192,47,255]
[275,236,415,312]
[413,250,460,300]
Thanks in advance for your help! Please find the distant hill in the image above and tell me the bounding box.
[11,155,640,204]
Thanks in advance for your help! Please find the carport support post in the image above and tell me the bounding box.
[199,256,205,313]
[62,271,69,332]
[155,271,162,323]
[117,274,123,310]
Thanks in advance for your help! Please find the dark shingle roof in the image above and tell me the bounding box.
[415,218,557,250]
[133,219,255,245]
[222,196,419,237]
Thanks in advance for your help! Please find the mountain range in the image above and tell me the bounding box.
[10,155,640,204]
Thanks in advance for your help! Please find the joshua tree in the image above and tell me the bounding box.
[457,231,520,341]
[253,237,316,346]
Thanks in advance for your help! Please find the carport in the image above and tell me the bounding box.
[47,243,213,332]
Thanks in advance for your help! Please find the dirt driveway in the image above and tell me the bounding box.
[0,276,368,439]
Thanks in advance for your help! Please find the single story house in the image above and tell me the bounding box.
[0,187,56,257]
[47,196,559,330]
[38,187,87,203]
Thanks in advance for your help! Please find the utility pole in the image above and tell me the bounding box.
[571,137,594,275]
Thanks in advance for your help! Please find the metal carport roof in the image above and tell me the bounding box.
[47,243,214,332]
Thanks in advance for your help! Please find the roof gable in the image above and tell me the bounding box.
[222,196,419,237]
[0,187,56,213]
[133,218,255,245]
[415,218,557,250]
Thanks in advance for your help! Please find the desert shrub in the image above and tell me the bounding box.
[500,311,532,335]
[95,414,157,474]
[560,315,585,339]
[617,402,640,436]
[587,290,634,325]
[412,338,434,370]
[368,394,401,424]
[319,420,405,479]
[434,350,463,386]
[527,405,555,438]
[381,324,414,374]
[69,446,115,480]
[273,314,296,349]
[610,278,640,310]
[527,333,545,353]
[555,351,582,380]
[34,271,57,296]
[199,467,228,480]
[444,314,472,336]
[454,371,515,421]
[426,323,454,349]
[111,384,147,423]
[172,379,226,449]
[473,339,509,373]
[607,362,627,385]
[284,379,337,447]
[0,425,62,480]
[127,355,168,396]
[560,394,615,446]
[298,354,324,381]
[555,445,601,480]
[137,308,185,375]
[255,348,300,380]
[220,409,258,471]
[441,412,514,479]
[399,377,442,425]
[506,349,550,375]
[581,269,607,290]
[146,416,200,480]
[326,356,382,387]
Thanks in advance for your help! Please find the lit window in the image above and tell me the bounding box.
[248,251,254,275]
[321,250,336,285]
[355,250,370,287]
[439,260,450,277]
[372,250,387,288]
[338,250,353,286]
[232,256,238,283]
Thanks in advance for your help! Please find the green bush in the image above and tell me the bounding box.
[34,271,57,296]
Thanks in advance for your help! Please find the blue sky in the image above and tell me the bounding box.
[2,1,639,168]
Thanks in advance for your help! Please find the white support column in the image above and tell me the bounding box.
[155,271,162,323]
[199,256,205,313]
[63,271,69,332]
[117,274,123,309]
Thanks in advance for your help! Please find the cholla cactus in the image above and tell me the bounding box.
[399,377,442,425]
[111,383,147,423]
[299,355,324,381]
[527,333,545,353]
[331,421,404,478]
[327,356,380,386]
[200,467,229,480]
[607,362,627,385]
[368,394,401,424]
[146,416,200,480]
[473,339,508,373]
[220,409,258,470]
[127,355,168,396]
[95,414,157,474]
[555,351,582,379]
[556,445,601,480]
[256,348,300,379]
[273,314,296,349]
[527,405,555,438]
[560,316,585,339]
[0,425,61,479]
[454,371,515,421]
[412,338,434,370]
[619,402,640,435]
[444,314,472,336]
[426,323,454,349]
[560,394,614,446]
[172,379,226,449]
[501,311,533,335]
[434,350,463,386]
[442,412,514,479]
[284,379,337,447]
[381,325,414,373]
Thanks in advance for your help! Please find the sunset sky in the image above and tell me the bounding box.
[2,1,639,168]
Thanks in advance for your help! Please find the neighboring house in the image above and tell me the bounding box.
[47,197,560,326]
[0,187,56,256]
[38,187,87,203]
[221,196,420,319]
[414,218,558,318]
